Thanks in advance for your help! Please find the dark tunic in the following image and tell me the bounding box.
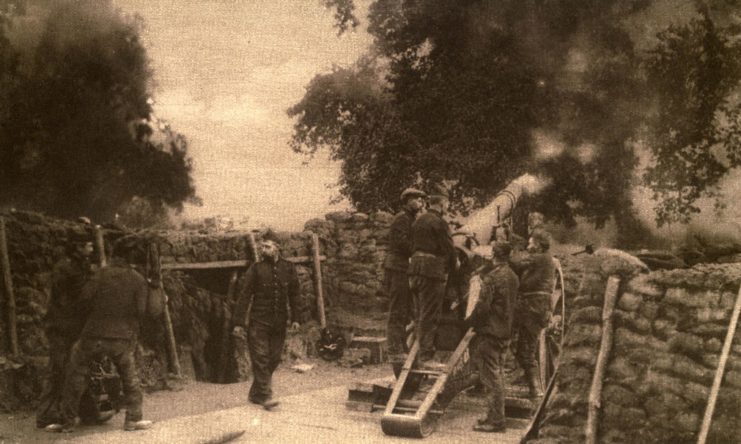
[45,255,92,338]
[79,265,149,340]
[384,207,416,271]
[510,251,555,295]
[233,258,301,327]
[409,209,456,279]
[473,262,519,338]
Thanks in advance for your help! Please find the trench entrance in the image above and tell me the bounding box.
[166,267,246,384]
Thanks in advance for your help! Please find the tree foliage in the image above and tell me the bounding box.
[0,0,197,223]
[293,0,741,238]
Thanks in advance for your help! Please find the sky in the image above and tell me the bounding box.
[113,0,372,230]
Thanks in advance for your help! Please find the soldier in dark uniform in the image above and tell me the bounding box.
[56,239,160,432]
[510,230,555,399]
[232,238,302,410]
[36,232,94,430]
[467,241,519,433]
[385,187,427,375]
[408,186,457,366]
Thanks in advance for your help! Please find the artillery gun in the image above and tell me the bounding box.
[371,177,566,438]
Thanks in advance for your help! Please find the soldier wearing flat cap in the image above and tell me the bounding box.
[232,236,302,411]
[384,187,427,376]
[408,185,458,367]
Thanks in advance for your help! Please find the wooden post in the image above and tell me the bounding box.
[94,225,107,268]
[697,283,741,444]
[154,242,182,378]
[0,218,18,356]
[217,270,240,383]
[311,233,327,328]
[586,276,620,444]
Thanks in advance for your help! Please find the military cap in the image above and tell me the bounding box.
[429,184,449,199]
[259,229,281,247]
[530,229,552,251]
[400,187,427,202]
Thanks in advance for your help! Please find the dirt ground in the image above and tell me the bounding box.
[0,358,392,443]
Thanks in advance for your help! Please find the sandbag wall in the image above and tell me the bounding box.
[530,252,741,443]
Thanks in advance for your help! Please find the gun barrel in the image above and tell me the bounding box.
[460,180,526,243]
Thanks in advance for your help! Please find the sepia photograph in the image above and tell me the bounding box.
[1,0,741,442]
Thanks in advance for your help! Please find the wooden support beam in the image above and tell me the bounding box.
[697,282,741,444]
[586,276,621,444]
[312,233,327,328]
[161,255,325,270]
[153,242,182,378]
[0,218,18,356]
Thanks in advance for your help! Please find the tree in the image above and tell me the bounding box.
[0,0,197,223]
[292,0,741,243]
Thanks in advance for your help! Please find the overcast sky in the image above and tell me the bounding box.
[113,0,371,230]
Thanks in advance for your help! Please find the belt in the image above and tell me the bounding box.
[412,251,440,258]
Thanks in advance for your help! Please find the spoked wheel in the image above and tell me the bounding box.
[538,258,566,391]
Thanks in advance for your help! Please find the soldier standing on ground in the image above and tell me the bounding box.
[232,238,302,411]
[510,230,555,400]
[36,231,96,431]
[385,187,427,376]
[467,241,519,433]
[55,239,161,433]
[408,186,457,367]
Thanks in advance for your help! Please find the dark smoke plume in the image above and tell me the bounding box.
[0,0,197,225]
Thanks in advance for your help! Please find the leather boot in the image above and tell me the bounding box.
[525,368,544,399]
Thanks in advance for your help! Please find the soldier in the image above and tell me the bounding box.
[56,239,160,433]
[510,230,555,399]
[36,232,95,430]
[232,238,302,410]
[503,211,545,251]
[385,187,427,375]
[467,241,519,433]
[408,186,457,366]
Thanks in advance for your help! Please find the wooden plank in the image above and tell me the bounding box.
[155,241,182,378]
[585,276,621,444]
[312,233,327,328]
[161,255,326,270]
[0,218,18,356]
[697,282,741,444]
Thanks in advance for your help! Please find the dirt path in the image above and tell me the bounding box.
[0,358,392,443]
